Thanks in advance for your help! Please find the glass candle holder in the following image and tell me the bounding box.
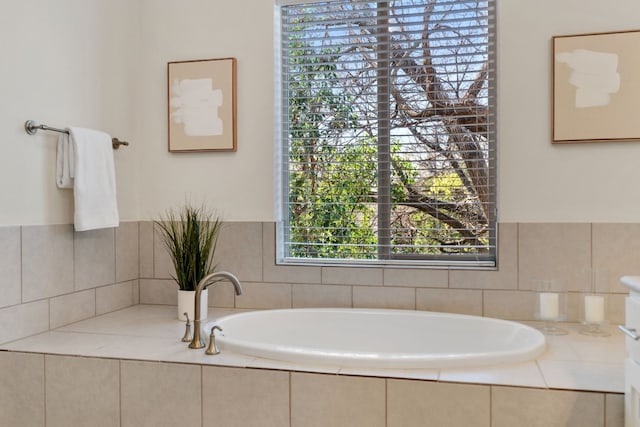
[580,294,610,337]
[533,279,567,336]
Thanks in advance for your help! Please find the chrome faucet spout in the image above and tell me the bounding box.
[189,271,243,349]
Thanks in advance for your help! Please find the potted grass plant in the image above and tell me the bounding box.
[155,203,222,321]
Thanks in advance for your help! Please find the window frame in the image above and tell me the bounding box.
[275,0,498,269]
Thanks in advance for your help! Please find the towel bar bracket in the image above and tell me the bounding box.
[111,138,129,149]
[25,120,36,135]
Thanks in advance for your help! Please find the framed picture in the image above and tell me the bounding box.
[167,57,237,152]
[553,30,640,143]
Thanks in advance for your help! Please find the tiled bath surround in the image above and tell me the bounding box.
[0,223,139,344]
[0,221,630,426]
[143,222,629,325]
[0,221,633,345]
[0,351,624,427]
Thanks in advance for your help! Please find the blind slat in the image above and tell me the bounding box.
[279,0,496,265]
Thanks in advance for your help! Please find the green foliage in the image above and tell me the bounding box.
[155,204,221,291]
[286,38,376,258]
[284,11,491,260]
[289,141,378,259]
[390,172,489,255]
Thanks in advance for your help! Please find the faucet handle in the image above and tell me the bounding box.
[181,312,193,343]
[205,325,223,355]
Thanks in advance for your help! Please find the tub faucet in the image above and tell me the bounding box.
[189,271,243,349]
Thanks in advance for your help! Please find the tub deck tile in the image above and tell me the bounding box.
[440,361,546,388]
[0,305,626,393]
[538,359,624,393]
[338,366,439,381]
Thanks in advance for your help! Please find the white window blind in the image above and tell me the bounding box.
[277,0,496,267]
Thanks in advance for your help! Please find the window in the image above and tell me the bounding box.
[276,0,496,267]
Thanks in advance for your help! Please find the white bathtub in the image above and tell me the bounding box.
[207,308,546,369]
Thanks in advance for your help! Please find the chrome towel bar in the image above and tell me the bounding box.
[24,120,130,150]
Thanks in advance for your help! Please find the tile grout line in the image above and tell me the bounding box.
[137,222,141,289]
[534,360,550,389]
[489,384,493,426]
[602,392,606,427]
[43,354,47,427]
[515,222,520,292]
[384,378,388,427]
[289,371,293,426]
[19,226,24,306]
[118,359,122,427]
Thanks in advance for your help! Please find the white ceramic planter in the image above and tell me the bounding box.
[178,289,208,321]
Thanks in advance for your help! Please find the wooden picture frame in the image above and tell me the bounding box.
[168,58,237,152]
[552,30,640,143]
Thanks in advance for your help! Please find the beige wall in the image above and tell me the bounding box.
[498,0,640,222]
[0,0,141,225]
[2,1,640,225]
[135,0,275,221]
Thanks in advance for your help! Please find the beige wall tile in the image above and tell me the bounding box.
[567,292,624,324]
[518,223,591,292]
[450,223,518,290]
[139,278,176,305]
[606,393,624,427]
[116,221,139,282]
[138,221,154,278]
[153,223,174,279]
[607,293,625,325]
[484,290,536,320]
[292,284,352,308]
[492,386,604,427]
[416,288,483,316]
[353,286,415,309]
[50,289,96,329]
[206,280,236,308]
[141,277,235,307]
[203,366,289,427]
[121,360,201,427]
[262,223,322,284]
[264,262,323,285]
[0,352,44,427]
[388,379,490,427]
[0,226,21,308]
[215,222,263,282]
[264,263,323,285]
[235,282,292,309]
[593,223,640,293]
[565,292,583,323]
[0,300,49,344]
[132,279,140,304]
[22,225,74,302]
[96,281,134,315]
[45,355,119,427]
[383,267,448,288]
[322,266,383,286]
[291,372,385,427]
[74,228,115,291]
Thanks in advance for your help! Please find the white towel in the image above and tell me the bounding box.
[56,132,74,188]
[69,127,120,231]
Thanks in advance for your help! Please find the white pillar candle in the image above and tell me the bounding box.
[539,292,559,321]
[584,295,605,324]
